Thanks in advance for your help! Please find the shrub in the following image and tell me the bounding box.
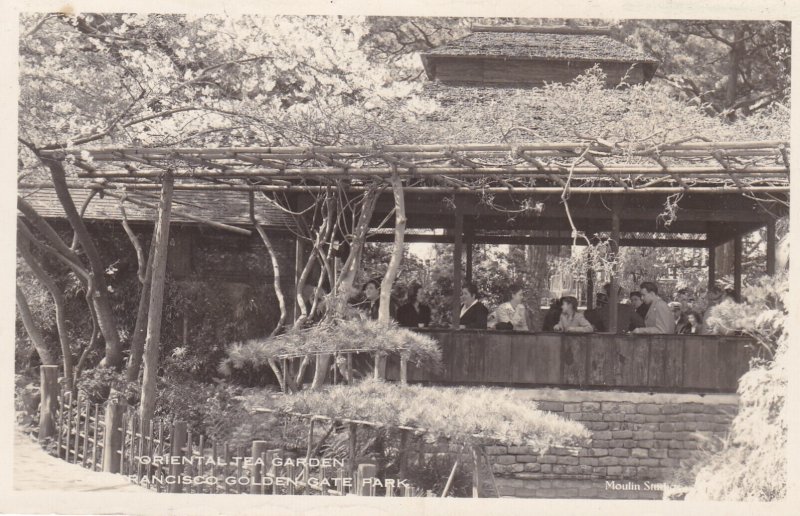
[683,273,787,501]
[219,318,443,381]
[277,379,589,448]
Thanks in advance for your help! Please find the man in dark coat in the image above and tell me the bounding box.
[459,283,488,329]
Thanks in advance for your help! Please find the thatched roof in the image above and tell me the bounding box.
[421,27,658,78]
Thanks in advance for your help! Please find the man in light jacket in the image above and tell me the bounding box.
[632,281,676,334]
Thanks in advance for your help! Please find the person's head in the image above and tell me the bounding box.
[363,279,380,301]
[686,311,702,326]
[639,282,659,304]
[407,283,426,304]
[629,291,643,308]
[561,296,579,315]
[676,288,690,302]
[595,292,609,306]
[461,283,479,305]
[506,283,525,305]
[668,302,682,317]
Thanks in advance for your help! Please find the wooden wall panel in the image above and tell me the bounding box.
[383,330,750,392]
[434,58,650,87]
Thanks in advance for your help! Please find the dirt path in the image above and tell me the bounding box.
[13,429,147,492]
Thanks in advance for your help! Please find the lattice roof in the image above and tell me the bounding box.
[35,140,790,196]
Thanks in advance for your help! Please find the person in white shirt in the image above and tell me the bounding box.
[494,283,530,331]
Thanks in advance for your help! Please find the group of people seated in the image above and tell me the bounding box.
[347,277,737,335]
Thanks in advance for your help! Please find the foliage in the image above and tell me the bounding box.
[279,379,590,447]
[682,273,787,501]
[704,273,787,358]
[76,367,139,405]
[220,317,443,380]
[624,20,790,116]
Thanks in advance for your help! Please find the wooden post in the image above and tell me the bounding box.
[609,198,621,333]
[102,400,125,473]
[139,172,174,425]
[733,236,743,300]
[465,225,473,285]
[766,220,777,276]
[38,365,58,443]
[357,463,377,496]
[348,423,357,477]
[452,201,464,329]
[92,404,100,471]
[400,357,408,384]
[586,266,594,310]
[82,398,91,467]
[708,245,717,291]
[169,421,188,493]
[398,430,409,481]
[250,440,267,494]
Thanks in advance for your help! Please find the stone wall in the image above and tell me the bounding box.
[491,389,738,499]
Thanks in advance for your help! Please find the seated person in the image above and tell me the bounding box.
[596,283,644,333]
[630,291,649,320]
[358,279,396,321]
[493,283,529,331]
[669,302,687,334]
[583,292,607,331]
[459,283,489,330]
[632,282,676,334]
[679,311,705,335]
[541,298,562,332]
[553,296,593,333]
[397,283,432,328]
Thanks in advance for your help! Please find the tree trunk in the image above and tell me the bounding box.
[138,173,174,425]
[43,157,123,368]
[375,175,406,380]
[15,286,57,366]
[17,238,75,393]
[254,221,288,392]
[125,229,158,381]
[725,26,745,114]
[337,188,380,294]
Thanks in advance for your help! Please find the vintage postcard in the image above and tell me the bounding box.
[1,1,797,514]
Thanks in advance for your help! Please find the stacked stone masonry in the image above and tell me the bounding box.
[492,390,738,499]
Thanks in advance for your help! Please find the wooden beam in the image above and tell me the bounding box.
[708,245,716,291]
[23,181,790,196]
[465,224,473,285]
[452,201,464,329]
[73,165,789,179]
[609,198,621,333]
[470,24,613,35]
[364,232,711,248]
[733,236,743,300]
[766,220,777,276]
[138,171,174,424]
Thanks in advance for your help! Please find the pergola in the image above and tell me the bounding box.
[34,139,789,333]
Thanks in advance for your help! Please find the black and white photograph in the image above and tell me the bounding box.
[3,2,795,514]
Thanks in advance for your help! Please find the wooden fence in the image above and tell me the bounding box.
[42,370,433,496]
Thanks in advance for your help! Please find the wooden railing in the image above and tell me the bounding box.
[385,330,755,392]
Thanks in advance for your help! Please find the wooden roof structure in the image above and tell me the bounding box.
[420,25,659,85]
[23,139,788,248]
